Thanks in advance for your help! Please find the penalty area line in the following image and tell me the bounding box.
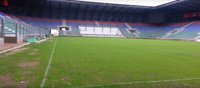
[40,40,57,88]
[78,77,200,88]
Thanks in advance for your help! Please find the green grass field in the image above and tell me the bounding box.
[1,37,200,88]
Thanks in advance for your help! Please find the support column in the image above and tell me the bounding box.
[0,18,4,38]
[0,18,4,46]
[15,23,18,39]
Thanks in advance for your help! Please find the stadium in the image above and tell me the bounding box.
[1,0,200,88]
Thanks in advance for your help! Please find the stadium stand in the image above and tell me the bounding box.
[13,16,200,40]
[0,10,197,41]
[0,12,49,43]
[118,25,137,38]
[165,22,200,39]
[0,0,198,39]
[128,23,161,38]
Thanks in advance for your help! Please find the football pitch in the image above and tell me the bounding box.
[1,37,200,88]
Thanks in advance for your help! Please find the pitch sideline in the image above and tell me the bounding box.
[78,77,200,88]
[40,39,57,88]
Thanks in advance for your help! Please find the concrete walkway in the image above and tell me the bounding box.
[0,39,48,54]
[0,43,31,54]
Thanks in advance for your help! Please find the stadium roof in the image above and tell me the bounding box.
[9,0,200,14]
[76,0,177,7]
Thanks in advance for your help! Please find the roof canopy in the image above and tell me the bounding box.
[76,0,176,7]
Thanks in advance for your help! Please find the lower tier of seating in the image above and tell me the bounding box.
[17,16,200,40]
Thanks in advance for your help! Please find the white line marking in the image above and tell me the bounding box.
[40,40,57,88]
[77,78,200,88]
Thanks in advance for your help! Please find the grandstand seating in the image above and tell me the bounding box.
[0,12,49,43]
[118,26,137,38]
[2,14,199,40]
[128,22,200,39]
[166,22,200,39]
[129,23,175,38]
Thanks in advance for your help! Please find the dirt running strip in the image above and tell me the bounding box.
[40,40,57,88]
[0,43,30,54]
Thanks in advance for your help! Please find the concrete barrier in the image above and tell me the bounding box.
[0,38,4,47]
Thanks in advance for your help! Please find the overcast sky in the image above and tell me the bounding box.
[77,0,176,6]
